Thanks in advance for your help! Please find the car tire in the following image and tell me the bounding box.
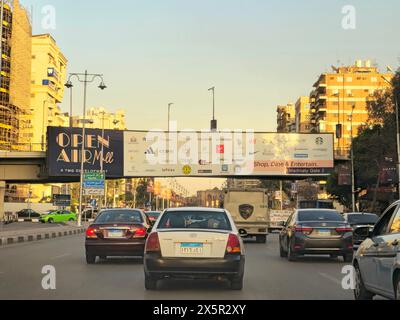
[69,218,75,222]
[330,254,338,260]
[145,274,158,290]
[48,218,54,224]
[280,244,287,258]
[395,275,400,301]
[256,235,267,244]
[230,276,244,290]
[287,241,297,262]
[354,264,374,300]
[86,254,96,264]
[343,253,353,263]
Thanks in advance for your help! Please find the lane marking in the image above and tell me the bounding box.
[318,272,342,286]
[51,253,71,260]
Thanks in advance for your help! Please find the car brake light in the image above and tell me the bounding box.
[226,234,241,254]
[133,227,147,238]
[294,226,313,235]
[86,226,98,239]
[145,232,160,253]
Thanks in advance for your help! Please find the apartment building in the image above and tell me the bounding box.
[309,60,393,157]
[277,103,296,133]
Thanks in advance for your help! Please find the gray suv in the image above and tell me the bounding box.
[354,201,400,300]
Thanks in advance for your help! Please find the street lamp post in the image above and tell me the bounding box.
[349,105,356,212]
[208,87,217,131]
[168,103,174,132]
[68,85,73,128]
[65,71,107,227]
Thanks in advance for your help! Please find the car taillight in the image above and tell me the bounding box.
[294,226,313,235]
[145,232,160,253]
[86,226,98,239]
[133,227,147,238]
[336,227,353,233]
[226,234,241,254]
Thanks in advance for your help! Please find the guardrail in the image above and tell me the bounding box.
[0,143,46,152]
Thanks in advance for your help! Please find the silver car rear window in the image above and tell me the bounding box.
[158,211,232,231]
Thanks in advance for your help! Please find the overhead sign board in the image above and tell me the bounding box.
[83,171,105,196]
[123,131,334,177]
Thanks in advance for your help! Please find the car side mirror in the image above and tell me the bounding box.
[354,226,373,239]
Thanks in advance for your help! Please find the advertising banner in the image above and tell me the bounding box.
[47,127,124,177]
[123,131,334,177]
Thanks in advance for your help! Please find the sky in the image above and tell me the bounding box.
[21,0,400,194]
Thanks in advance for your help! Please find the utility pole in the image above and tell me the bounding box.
[209,87,217,131]
[350,105,356,212]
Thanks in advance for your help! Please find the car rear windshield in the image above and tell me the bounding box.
[146,212,161,218]
[347,214,378,224]
[298,210,344,222]
[158,211,232,231]
[95,210,143,224]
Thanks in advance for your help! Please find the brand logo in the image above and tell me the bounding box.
[316,137,324,145]
[239,204,254,220]
[182,165,192,175]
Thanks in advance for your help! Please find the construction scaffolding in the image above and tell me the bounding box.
[0,0,32,150]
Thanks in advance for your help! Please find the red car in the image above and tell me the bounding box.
[85,209,152,264]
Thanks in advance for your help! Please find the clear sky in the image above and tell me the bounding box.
[21,0,400,194]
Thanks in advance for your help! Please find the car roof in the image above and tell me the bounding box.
[165,207,226,213]
[296,209,339,212]
[346,212,377,216]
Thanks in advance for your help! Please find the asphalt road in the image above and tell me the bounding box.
[0,233,356,300]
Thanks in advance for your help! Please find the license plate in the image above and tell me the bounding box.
[107,230,124,238]
[316,229,331,237]
[180,243,203,254]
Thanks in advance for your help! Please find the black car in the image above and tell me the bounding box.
[344,212,379,246]
[85,208,152,264]
[279,209,354,262]
[17,209,41,219]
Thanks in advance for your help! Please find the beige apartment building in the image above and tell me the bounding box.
[28,34,68,150]
[295,96,311,133]
[277,103,296,133]
[309,60,393,157]
[71,107,126,130]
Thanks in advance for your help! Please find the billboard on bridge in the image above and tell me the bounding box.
[47,128,333,178]
[123,131,334,177]
[47,127,124,177]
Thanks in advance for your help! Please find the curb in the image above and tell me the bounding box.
[0,228,86,247]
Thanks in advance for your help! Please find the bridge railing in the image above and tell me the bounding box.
[0,143,46,152]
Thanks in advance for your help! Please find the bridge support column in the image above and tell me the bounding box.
[0,181,5,222]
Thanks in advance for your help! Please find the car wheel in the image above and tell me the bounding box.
[256,235,267,244]
[395,275,400,301]
[86,254,96,264]
[48,218,54,224]
[343,253,353,263]
[69,218,75,222]
[280,244,287,258]
[145,274,158,290]
[330,254,338,260]
[287,241,297,262]
[354,264,374,300]
[230,276,244,290]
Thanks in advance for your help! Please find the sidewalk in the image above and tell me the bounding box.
[0,222,89,246]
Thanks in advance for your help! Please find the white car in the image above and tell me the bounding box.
[143,207,246,290]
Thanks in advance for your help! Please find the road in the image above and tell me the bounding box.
[0,233,355,300]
